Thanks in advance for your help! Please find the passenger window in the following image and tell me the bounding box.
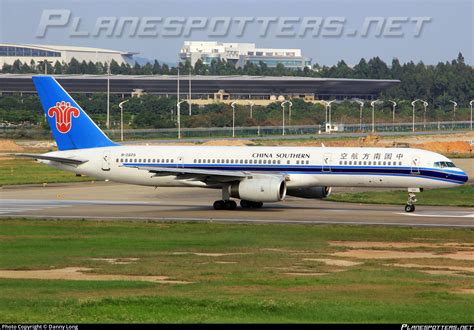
[349,161,352,165]
[278,160,281,164]
[296,160,299,165]
[287,160,290,164]
[120,158,123,163]
[399,161,402,166]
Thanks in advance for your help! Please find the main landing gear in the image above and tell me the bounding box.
[212,199,263,210]
[405,188,422,213]
[213,184,263,210]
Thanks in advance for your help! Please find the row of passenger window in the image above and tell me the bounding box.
[193,159,312,165]
[339,160,403,166]
[117,158,174,163]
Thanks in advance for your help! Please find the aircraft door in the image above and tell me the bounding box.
[410,155,420,174]
[322,153,332,172]
[102,151,111,171]
[177,155,184,168]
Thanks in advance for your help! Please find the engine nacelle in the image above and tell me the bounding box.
[230,177,287,202]
[286,186,332,199]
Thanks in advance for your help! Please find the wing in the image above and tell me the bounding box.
[127,165,261,183]
[15,153,88,165]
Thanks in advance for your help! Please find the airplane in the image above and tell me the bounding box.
[17,76,468,213]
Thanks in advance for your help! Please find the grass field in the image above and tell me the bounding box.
[0,219,472,323]
[328,185,474,207]
[0,158,92,186]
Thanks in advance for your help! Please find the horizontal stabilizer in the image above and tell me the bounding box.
[15,153,88,165]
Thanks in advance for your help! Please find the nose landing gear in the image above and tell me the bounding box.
[405,188,422,212]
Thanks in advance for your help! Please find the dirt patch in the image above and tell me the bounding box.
[262,248,313,254]
[452,289,474,294]
[90,258,140,265]
[0,267,190,284]
[303,258,363,267]
[385,263,474,273]
[333,250,474,261]
[412,141,472,154]
[0,140,24,152]
[283,272,328,276]
[329,241,474,250]
[171,252,250,257]
[202,139,254,146]
[421,270,465,276]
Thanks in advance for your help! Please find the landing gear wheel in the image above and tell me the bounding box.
[252,202,263,209]
[240,200,251,209]
[405,204,415,213]
[213,200,225,210]
[405,191,418,213]
[225,200,237,210]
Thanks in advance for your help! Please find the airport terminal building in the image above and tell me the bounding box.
[180,41,312,70]
[0,43,137,67]
[0,74,399,104]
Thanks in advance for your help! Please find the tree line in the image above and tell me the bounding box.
[1,53,472,104]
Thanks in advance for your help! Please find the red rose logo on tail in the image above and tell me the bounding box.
[47,101,80,134]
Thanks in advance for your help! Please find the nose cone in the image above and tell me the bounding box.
[455,170,469,184]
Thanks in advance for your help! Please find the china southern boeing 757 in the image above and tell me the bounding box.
[18,76,468,212]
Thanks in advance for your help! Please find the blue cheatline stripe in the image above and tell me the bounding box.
[123,163,467,184]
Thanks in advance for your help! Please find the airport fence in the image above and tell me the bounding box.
[0,120,472,140]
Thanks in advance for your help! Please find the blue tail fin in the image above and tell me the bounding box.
[32,76,117,150]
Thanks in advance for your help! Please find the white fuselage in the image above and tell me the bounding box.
[41,145,468,190]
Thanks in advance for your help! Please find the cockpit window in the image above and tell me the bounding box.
[434,161,456,168]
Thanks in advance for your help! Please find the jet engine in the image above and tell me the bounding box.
[230,177,287,202]
[286,186,332,199]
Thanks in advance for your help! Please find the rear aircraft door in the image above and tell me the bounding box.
[101,151,111,171]
[322,153,332,172]
[410,155,420,174]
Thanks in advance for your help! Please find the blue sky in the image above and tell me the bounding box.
[0,0,472,65]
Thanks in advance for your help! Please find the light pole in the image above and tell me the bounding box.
[106,62,111,129]
[370,100,381,133]
[320,100,336,133]
[39,59,53,75]
[449,100,457,129]
[354,100,364,130]
[118,99,129,142]
[188,70,192,116]
[231,101,237,138]
[288,100,293,125]
[177,100,186,139]
[470,100,473,130]
[421,100,428,129]
[389,100,397,130]
[281,100,292,136]
[247,101,254,119]
[411,99,421,132]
